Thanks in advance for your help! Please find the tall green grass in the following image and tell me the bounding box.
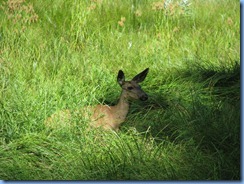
[0,0,240,180]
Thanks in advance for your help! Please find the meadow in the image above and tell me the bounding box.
[0,0,240,180]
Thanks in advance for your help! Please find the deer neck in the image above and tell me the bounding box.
[113,90,130,123]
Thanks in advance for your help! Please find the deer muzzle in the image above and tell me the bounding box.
[139,94,148,101]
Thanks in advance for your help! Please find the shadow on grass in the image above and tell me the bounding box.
[121,62,240,180]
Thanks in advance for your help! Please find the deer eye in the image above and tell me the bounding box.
[127,86,133,90]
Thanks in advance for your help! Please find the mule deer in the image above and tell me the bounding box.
[45,68,149,131]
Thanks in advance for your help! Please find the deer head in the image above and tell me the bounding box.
[117,68,149,101]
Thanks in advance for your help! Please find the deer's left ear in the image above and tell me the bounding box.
[132,68,149,83]
[117,70,125,86]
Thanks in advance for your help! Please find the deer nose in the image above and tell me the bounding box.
[140,94,148,101]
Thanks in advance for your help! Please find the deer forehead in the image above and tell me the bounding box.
[123,81,140,88]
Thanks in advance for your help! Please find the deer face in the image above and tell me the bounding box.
[121,81,148,101]
[117,68,149,101]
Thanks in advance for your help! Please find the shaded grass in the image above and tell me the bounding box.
[0,130,219,180]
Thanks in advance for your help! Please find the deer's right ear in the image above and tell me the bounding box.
[117,70,125,86]
[132,68,149,83]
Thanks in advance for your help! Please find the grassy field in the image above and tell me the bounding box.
[0,0,240,180]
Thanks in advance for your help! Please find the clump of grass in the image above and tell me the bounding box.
[152,0,191,16]
[1,0,38,34]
